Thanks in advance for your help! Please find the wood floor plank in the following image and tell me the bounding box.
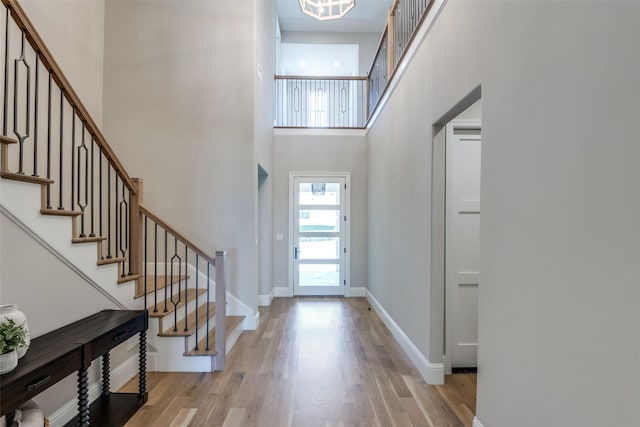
[168,407,197,427]
[221,407,248,427]
[122,297,475,427]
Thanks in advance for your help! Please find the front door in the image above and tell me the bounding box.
[292,176,346,296]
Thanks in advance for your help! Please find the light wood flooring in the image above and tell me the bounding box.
[120,297,476,427]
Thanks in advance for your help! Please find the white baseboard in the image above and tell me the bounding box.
[473,417,485,427]
[226,321,244,354]
[274,286,291,297]
[47,352,151,427]
[349,286,366,297]
[253,310,260,329]
[366,290,445,385]
[258,289,274,306]
[273,286,364,298]
[147,351,158,372]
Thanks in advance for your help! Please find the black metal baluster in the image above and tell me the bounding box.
[184,246,188,332]
[153,222,158,312]
[77,123,88,237]
[194,254,199,350]
[114,174,119,263]
[57,88,64,210]
[3,5,9,137]
[45,71,52,208]
[144,215,147,310]
[13,29,31,175]
[32,52,39,176]
[206,263,210,351]
[70,110,75,211]
[128,191,132,275]
[106,162,111,258]
[98,151,102,248]
[89,135,95,237]
[119,178,128,276]
[171,237,182,331]
[164,229,168,312]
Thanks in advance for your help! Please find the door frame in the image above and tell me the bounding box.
[444,119,482,374]
[287,172,351,297]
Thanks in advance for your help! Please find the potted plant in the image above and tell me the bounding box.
[0,318,27,374]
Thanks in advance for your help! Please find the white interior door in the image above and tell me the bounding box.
[445,121,481,371]
[292,176,347,296]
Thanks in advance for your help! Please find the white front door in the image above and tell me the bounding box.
[445,121,481,371]
[292,176,347,296]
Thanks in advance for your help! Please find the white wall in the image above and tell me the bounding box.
[272,132,367,291]
[19,0,105,126]
[103,0,260,313]
[281,31,379,75]
[255,0,276,301]
[367,1,640,426]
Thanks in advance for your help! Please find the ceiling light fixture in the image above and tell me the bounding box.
[299,0,355,21]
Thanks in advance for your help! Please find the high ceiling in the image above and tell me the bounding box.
[276,0,392,33]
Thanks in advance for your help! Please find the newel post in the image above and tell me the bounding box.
[214,250,226,371]
[129,178,144,277]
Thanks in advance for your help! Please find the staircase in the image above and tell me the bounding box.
[0,0,244,372]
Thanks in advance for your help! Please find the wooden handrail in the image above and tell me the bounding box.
[365,0,436,124]
[2,0,136,193]
[138,204,217,266]
[390,0,400,16]
[367,25,389,79]
[274,75,367,81]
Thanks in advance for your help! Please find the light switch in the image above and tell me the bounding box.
[276,233,283,241]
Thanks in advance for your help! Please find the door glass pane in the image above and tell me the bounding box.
[299,210,340,232]
[299,264,340,287]
[299,182,340,205]
[299,237,340,260]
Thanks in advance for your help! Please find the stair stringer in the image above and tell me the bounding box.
[0,179,141,310]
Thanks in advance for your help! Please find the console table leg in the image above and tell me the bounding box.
[77,368,90,426]
[102,352,111,396]
[138,329,147,399]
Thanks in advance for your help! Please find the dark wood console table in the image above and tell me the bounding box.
[0,310,148,426]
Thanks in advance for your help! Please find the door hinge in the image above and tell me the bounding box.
[344,280,346,285]
[344,215,347,222]
[344,183,347,189]
[343,247,346,254]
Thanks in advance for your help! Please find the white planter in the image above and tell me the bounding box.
[0,349,18,374]
[0,304,30,358]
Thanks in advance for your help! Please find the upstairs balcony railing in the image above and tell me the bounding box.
[274,76,367,128]
[275,0,436,129]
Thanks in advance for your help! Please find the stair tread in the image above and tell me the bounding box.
[1,172,54,185]
[97,256,126,266]
[134,275,188,298]
[40,208,82,217]
[0,135,18,144]
[158,302,216,337]
[72,236,107,243]
[184,315,244,357]
[148,288,206,318]
[117,274,141,284]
